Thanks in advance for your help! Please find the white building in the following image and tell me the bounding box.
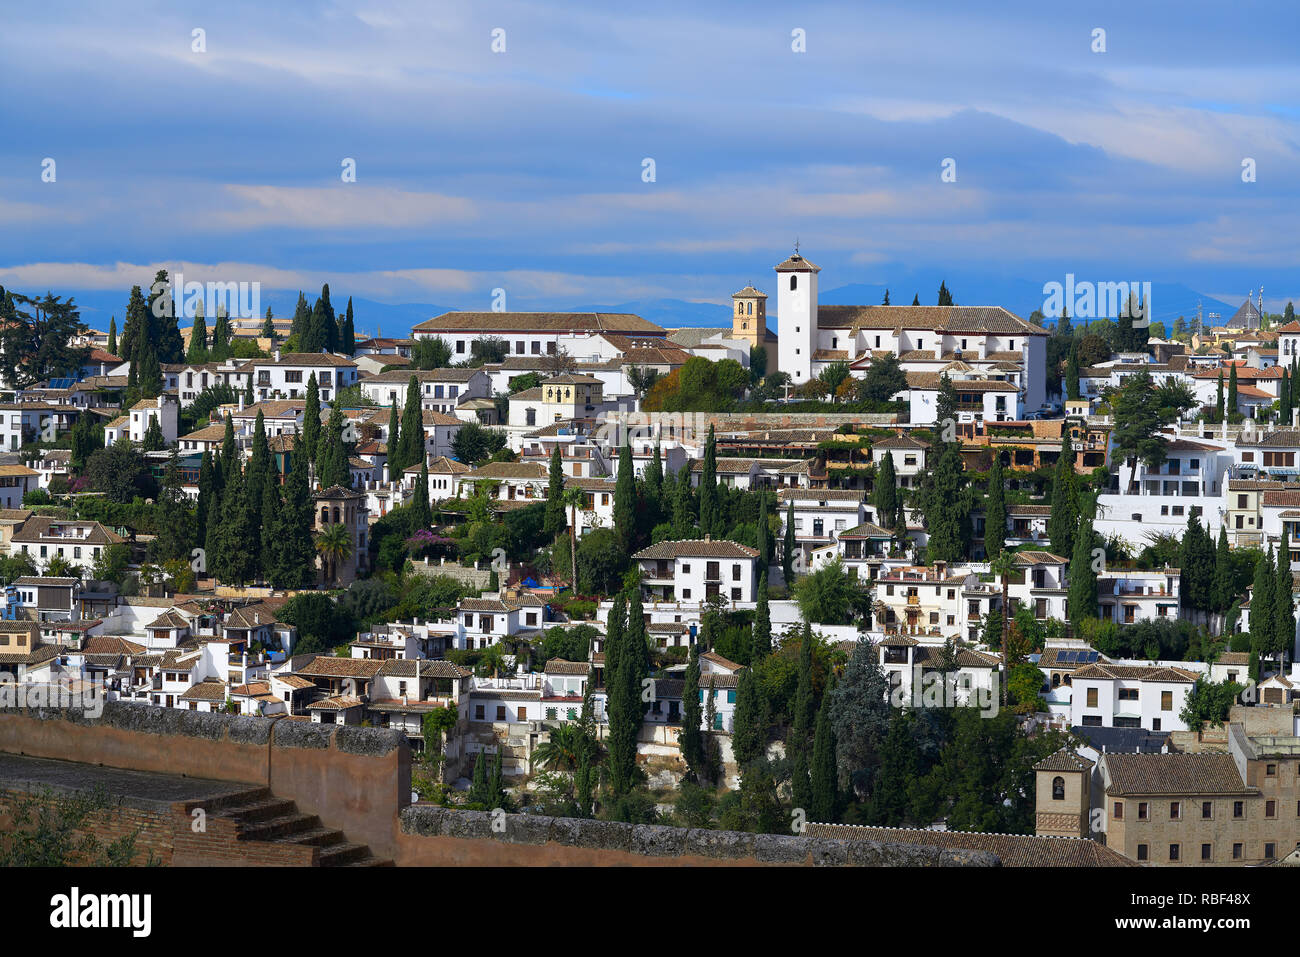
[1069,662,1199,733]
[632,538,760,605]
[249,351,359,403]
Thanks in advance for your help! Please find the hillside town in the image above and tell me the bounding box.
[1,252,1299,870]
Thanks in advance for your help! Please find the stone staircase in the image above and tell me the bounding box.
[182,787,392,867]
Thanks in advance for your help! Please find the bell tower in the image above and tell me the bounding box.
[775,245,819,384]
[1033,749,1094,839]
[731,284,767,348]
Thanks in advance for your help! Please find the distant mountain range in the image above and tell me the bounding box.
[58,279,1244,338]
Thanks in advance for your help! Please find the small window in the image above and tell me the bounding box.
[1201,844,1212,861]
[1136,844,1148,861]
[1168,844,1180,862]
[1137,802,1149,820]
[1052,776,1065,800]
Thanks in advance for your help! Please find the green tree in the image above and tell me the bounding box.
[984,452,1006,559]
[809,685,838,823]
[873,451,898,530]
[1068,514,1098,623]
[782,500,796,584]
[544,446,565,539]
[828,637,891,798]
[613,437,637,557]
[752,571,772,660]
[186,301,209,364]
[681,643,705,781]
[731,665,764,769]
[1046,433,1078,558]
[302,373,322,465]
[697,425,718,536]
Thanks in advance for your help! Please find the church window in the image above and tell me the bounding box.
[790,276,797,291]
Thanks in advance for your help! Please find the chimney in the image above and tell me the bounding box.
[238,392,245,413]
[273,347,281,362]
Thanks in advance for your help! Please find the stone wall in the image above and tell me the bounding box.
[394,805,1001,867]
[0,704,410,859]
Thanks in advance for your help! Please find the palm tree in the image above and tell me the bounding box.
[531,722,587,773]
[562,486,586,591]
[314,522,353,586]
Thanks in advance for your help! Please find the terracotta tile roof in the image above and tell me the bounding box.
[308,694,364,710]
[375,658,471,679]
[1071,663,1198,682]
[463,461,549,481]
[701,651,742,671]
[632,539,759,560]
[296,656,383,679]
[543,659,590,676]
[81,635,146,656]
[1033,748,1095,773]
[179,680,227,701]
[11,516,124,546]
[1104,752,1251,797]
[413,312,665,335]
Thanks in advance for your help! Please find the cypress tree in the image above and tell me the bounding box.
[195,450,214,549]
[698,425,717,536]
[262,306,276,341]
[1215,370,1225,422]
[220,414,236,481]
[317,406,351,489]
[107,317,117,357]
[613,437,636,556]
[146,269,185,364]
[731,665,764,772]
[984,452,1006,559]
[809,685,838,823]
[1276,534,1294,662]
[1282,371,1292,422]
[210,306,232,362]
[752,571,772,660]
[396,375,424,473]
[1213,525,1232,612]
[268,437,317,589]
[782,500,796,584]
[1065,339,1080,401]
[671,462,694,538]
[1068,516,1098,622]
[469,745,489,805]
[260,470,281,580]
[757,493,769,569]
[681,642,704,781]
[186,300,209,364]
[341,296,356,355]
[645,443,664,524]
[1228,364,1239,419]
[303,374,321,466]
[1047,433,1078,557]
[923,440,970,563]
[544,445,565,539]
[873,451,898,529]
[1251,547,1275,666]
[386,400,400,473]
[791,622,816,743]
[291,292,310,341]
[605,595,640,797]
[412,459,432,531]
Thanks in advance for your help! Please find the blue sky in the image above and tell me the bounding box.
[1,0,1297,330]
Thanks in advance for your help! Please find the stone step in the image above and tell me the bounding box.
[238,811,321,842]
[219,797,298,823]
[318,842,372,866]
[277,825,346,847]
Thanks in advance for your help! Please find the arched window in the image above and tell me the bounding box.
[747,302,753,315]
[789,275,798,291]
[1052,673,1061,688]
[332,506,340,523]
[1052,776,1065,800]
